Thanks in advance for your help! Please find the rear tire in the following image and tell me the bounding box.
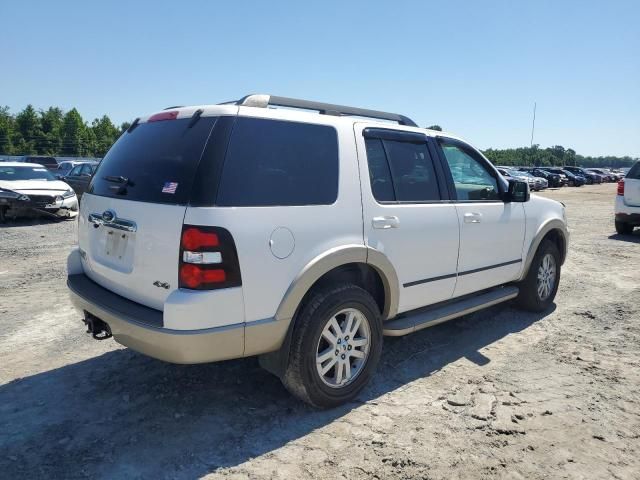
[515,240,561,312]
[615,220,634,235]
[282,284,383,408]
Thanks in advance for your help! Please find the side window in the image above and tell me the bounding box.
[80,164,92,175]
[365,138,394,202]
[69,165,82,176]
[439,141,500,201]
[364,134,441,202]
[217,118,339,206]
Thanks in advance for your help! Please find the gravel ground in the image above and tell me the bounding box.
[1,183,639,479]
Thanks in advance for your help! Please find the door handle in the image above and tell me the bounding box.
[463,212,482,223]
[372,216,400,229]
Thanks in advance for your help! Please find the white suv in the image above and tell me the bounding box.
[67,95,569,407]
[615,161,640,235]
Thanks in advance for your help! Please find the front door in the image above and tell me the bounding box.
[356,125,460,315]
[436,138,526,298]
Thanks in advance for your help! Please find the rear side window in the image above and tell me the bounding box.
[216,117,338,206]
[627,162,640,179]
[89,117,217,204]
[365,135,441,202]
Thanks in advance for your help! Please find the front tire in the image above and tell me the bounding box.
[515,240,561,312]
[615,220,634,235]
[282,284,383,408]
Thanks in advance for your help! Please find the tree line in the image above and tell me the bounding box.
[0,106,636,168]
[0,105,130,158]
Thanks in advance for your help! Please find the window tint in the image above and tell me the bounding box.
[89,117,217,204]
[365,135,441,202]
[365,138,394,202]
[80,164,93,175]
[69,165,82,176]
[439,141,500,201]
[217,117,338,206]
[627,162,640,179]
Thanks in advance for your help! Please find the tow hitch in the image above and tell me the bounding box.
[83,312,113,340]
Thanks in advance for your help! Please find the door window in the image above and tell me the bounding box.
[80,164,93,175]
[439,140,500,201]
[69,165,82,176]
[365,136,441,202]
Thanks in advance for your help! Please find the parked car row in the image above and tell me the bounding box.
[495,165,627,189]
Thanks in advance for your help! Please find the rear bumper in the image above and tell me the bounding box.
[67,273,245,364]
[615,195,640,224]
[615,213,640,225]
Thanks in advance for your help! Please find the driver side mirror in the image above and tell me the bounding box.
[504,179,530,202]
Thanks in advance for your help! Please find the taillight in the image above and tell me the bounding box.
[617,180,625,196]
[178,225,241,290]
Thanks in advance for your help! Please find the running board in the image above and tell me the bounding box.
[383,286,519,336]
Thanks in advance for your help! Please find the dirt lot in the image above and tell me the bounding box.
[1,183,638,479]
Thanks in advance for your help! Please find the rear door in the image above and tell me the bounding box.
[436,137,526,298]
[74,164,93,196]
[78,115,218,310]
[356,125,460,314]
[624,162,640,206]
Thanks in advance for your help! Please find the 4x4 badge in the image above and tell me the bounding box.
[153,281,170,289]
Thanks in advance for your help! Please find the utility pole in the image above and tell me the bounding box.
[530,102,536,148]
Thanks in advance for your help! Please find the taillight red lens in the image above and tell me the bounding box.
[148,111,179,122]
[617,180,625,196]
[181,228,219,250]
[179,264,226,289]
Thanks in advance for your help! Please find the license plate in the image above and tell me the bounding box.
[105,229,129,260]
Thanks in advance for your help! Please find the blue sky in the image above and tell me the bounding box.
[2,0,639,157]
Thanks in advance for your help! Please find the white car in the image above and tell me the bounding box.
[0,162,78,222]
[615,161,640,234]
[67,95,569,407]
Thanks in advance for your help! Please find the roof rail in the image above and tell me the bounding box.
[232,94,418,127]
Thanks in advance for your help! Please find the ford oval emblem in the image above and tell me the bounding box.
[102,210,116,222]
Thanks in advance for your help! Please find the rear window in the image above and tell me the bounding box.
[89,117,217,204]
[216,117,339,206]
[627,162,640,179]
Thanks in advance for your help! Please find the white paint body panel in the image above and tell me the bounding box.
[621,177,640,208]
[452,201,525,297]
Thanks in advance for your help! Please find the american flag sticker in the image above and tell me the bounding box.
[162,182,178,194]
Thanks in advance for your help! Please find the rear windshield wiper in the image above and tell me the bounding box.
[104,175,132,185]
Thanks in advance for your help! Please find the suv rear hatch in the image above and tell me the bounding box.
[623,163,640,207]
[78,112,219,310]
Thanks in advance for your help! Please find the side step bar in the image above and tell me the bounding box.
[383,286,519,336]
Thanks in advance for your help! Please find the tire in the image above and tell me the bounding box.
[615,220,634,235]
[281,284,383,408]
[515,240,561,312]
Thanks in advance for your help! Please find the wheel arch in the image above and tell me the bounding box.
[261,245,399,378]
[520,219,568,280]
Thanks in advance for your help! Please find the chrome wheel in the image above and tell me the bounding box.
[315,308,371,388]
[537,253,557,301]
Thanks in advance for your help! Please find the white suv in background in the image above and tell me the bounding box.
[67,95,569,407]
[615,161,640,234]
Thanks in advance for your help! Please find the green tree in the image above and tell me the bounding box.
[60,108,86,156]
[14,105,42,154]
[39,107,64,154]
[91,115,120,156]
[0,106,15,154]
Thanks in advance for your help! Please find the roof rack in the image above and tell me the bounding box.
[231,94,418,127]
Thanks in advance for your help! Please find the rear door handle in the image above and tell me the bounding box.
[463,212,482,223]
[372,216,400,229]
